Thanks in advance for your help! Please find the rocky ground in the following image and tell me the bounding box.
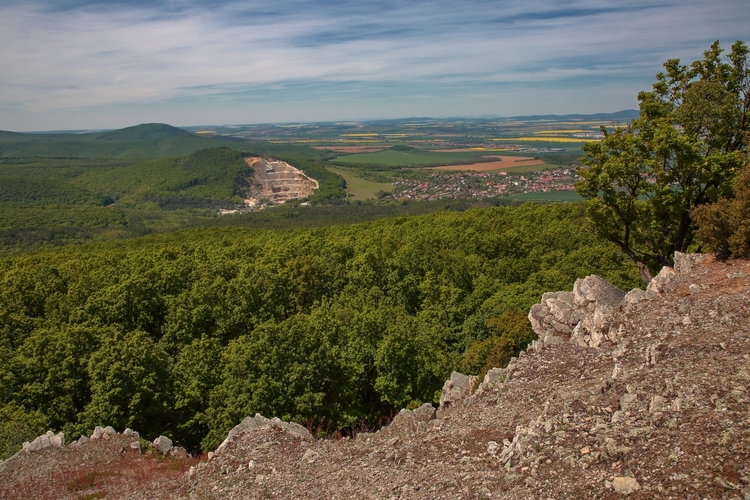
[1,255,749,499]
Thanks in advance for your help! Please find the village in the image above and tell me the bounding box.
[389,167,579,201]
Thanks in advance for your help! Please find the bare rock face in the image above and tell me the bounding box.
[7,252,750,500]
[610,476,641,494]
[437,371,477,414]
[123,428,139,438]
[214,414,312,457]
[529,274,626,348]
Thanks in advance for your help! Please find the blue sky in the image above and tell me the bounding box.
[1,0,748,131]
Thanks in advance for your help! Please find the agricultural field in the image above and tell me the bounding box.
[428,155,545,172]
[326,167,392,200]
[331,149,488,167]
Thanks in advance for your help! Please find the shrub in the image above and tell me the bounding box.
[693,162,750,259]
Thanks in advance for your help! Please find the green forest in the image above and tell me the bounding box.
[0,203,641,457]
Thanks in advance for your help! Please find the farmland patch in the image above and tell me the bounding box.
[326,167,391,200]
[331,150,484,166]
[313,145,390,153]
[429,156,544,172]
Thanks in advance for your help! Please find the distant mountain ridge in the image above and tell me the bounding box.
[505,109,639,121]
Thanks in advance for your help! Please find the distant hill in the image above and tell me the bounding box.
[0,123,246,158]
[506,109,639,122]
[92,123,192,141]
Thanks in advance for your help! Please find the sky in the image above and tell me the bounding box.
[1,0,749,131]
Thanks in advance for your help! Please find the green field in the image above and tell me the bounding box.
[501,162,560,173]
[332,150,486,166]
[510,190,583,202]
[326,167,392,200]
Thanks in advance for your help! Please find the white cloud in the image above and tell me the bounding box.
[1,0,748,129]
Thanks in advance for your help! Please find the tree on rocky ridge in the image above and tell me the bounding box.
[576,40,749,283]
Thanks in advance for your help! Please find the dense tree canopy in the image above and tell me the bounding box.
[0,203,641,456]
[577,41,749,282]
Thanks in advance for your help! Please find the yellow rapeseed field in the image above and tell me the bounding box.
[492,137,600,143]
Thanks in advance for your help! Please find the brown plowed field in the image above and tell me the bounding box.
[430,155,544,171]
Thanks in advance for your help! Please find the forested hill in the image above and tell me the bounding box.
[0,123,246,158]
[0,203,641,457]
[92,123,191,141]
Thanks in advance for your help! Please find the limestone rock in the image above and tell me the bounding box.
[130,441,142,453]
[153,435,173,455]
[647,266,676,293]
[387,403,436,438]
[301,448,320,462]
[475,367,506,394]
[438,372,476,412]
[391,403,435,426]
[215,414,312,456]
[529,275,625,347]
[123,428,139,438]
[624,288,655,304]
[91,426,105,439]
[103,426,116,436]
[168,446,189,459]
[22,431,64,452]
[574,275,626,308]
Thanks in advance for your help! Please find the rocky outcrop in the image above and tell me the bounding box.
[22,431,65,453]
[528,274,627,348]
[475,367,507,394]
[214,414,312,457]
[379,403,436,440]
[437,371,477,414]
[90,425,117,440]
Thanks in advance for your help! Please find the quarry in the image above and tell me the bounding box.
[242,157,318,208]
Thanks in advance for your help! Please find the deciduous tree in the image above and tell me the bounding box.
[577,41,749,282]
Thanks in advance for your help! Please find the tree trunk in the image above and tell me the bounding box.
[618,243,654,284]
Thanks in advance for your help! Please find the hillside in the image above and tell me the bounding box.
[0,253,747,499]
[0,124,245,159]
